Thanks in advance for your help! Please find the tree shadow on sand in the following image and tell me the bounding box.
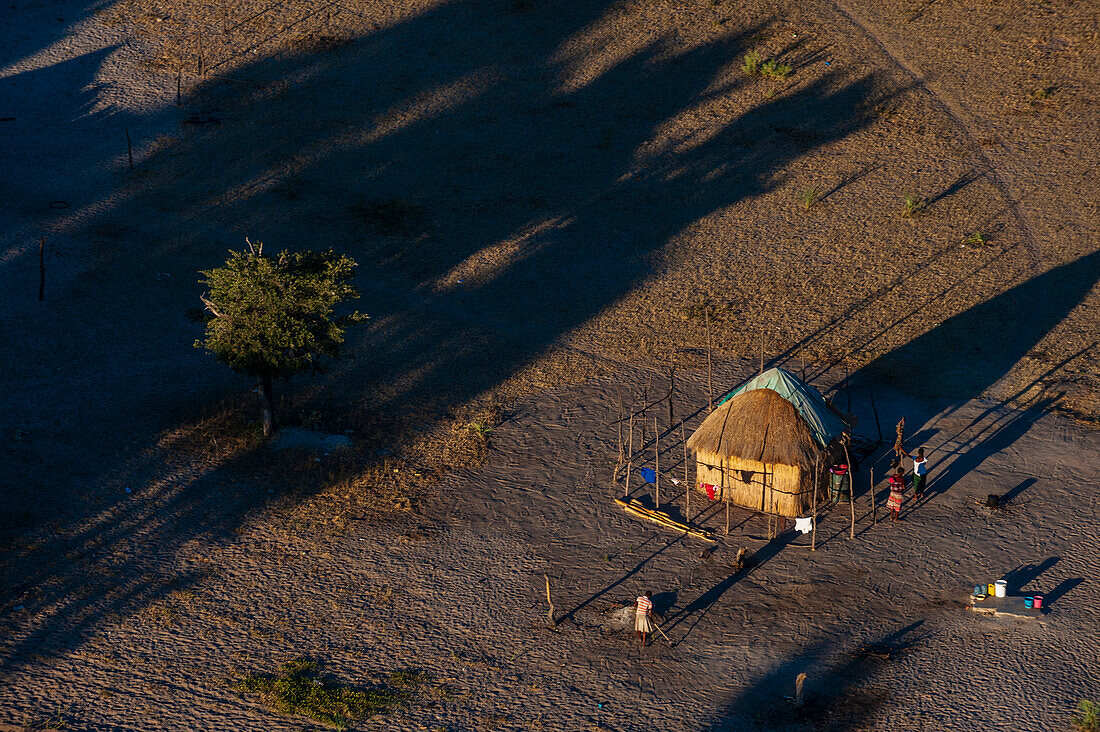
[701,620,931,731]
[0,0,906,675]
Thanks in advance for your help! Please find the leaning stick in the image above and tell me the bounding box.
[653,622,674,647]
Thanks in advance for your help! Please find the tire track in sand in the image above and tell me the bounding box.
[829,0,1043,272]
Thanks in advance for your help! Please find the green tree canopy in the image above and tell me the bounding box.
[196,241,366,435]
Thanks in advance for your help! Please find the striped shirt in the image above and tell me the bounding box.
[636,596,652,616]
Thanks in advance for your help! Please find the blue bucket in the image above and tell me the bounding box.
[1024,597,1034,609]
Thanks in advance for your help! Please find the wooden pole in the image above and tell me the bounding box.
[811,464,817,551]
[845,438,855,540]
[705,311,713,411]
[870,466,877,525]
[544,574,556,626]
[654,416,660,510]
[626,407,634,497]
[220,0,228,33]
[760,327,765,374]
[37,236,45,301]
[667,360,675,426]
[125,128,133,170]
[616,392,623,465]
[197,28,205,76]
[811,458,819,551]
[681,421,689,522]
[800,345,806,380]
[845,364,852,414]
[723,459,730,534]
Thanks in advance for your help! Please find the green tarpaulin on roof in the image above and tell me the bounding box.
[717,367,849,448]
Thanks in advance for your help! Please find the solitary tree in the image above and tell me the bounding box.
[196,240,366,436]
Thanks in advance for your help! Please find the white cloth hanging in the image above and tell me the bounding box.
[794,516,814,534]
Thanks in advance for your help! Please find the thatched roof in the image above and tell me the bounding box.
[716,367,849,449]
[687,387,820,469]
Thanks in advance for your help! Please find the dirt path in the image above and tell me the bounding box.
[830,0,1043,271]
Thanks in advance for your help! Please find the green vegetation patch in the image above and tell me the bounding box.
[741,51,792,79]
[1076,699,1100,732]
[236,659,410,728]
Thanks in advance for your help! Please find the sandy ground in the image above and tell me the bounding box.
[1,0,1099,728]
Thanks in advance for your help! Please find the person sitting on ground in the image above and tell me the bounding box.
[901,446,928,500]
[635,590,656,647]
[886,467,907,521]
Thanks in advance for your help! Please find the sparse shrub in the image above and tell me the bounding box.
[1030,83,1056,101]
[468,419,494,439]
[742,51,791,80]
[390,669,430,688]
[760,59,792,79]
[1075,700,1100,732]
[961,232,989,247]
[237,659,407,729]
[901,194,924,218]
[800,187,820,210]
[740,50,762,75]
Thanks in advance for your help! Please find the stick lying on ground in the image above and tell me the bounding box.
[614,498,715,542]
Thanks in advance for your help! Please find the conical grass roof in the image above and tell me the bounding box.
[687,387,819,470]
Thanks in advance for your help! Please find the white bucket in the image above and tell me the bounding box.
[994,580,1007,598]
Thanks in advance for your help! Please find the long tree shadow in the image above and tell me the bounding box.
[702,620,930,731]
[1,0,901,677]
[855,250,1100,400]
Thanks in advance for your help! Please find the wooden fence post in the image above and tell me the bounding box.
[681,421,689,522]
[654,416,660,510]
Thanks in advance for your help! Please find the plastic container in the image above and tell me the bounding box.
[1024,597,1034,609]
[829,470,851,504]
[987,583,996,596]
[1033,595,1043,609]
[994,580,1007,598]
[974,585,983,597]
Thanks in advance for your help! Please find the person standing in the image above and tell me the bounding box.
[635,591,656,646]
[886,467,907,521]
[902,447,928,499]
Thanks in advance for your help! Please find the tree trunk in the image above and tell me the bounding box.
[260,376,275,436]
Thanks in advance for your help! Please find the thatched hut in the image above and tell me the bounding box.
[686,368,850,517]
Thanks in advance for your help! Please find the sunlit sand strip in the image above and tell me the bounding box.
[429,215,573,293]
[216,70,497,205]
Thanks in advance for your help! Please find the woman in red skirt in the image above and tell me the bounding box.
[887,467,907,521]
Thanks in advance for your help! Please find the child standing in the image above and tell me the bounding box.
[902,447,929,499]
